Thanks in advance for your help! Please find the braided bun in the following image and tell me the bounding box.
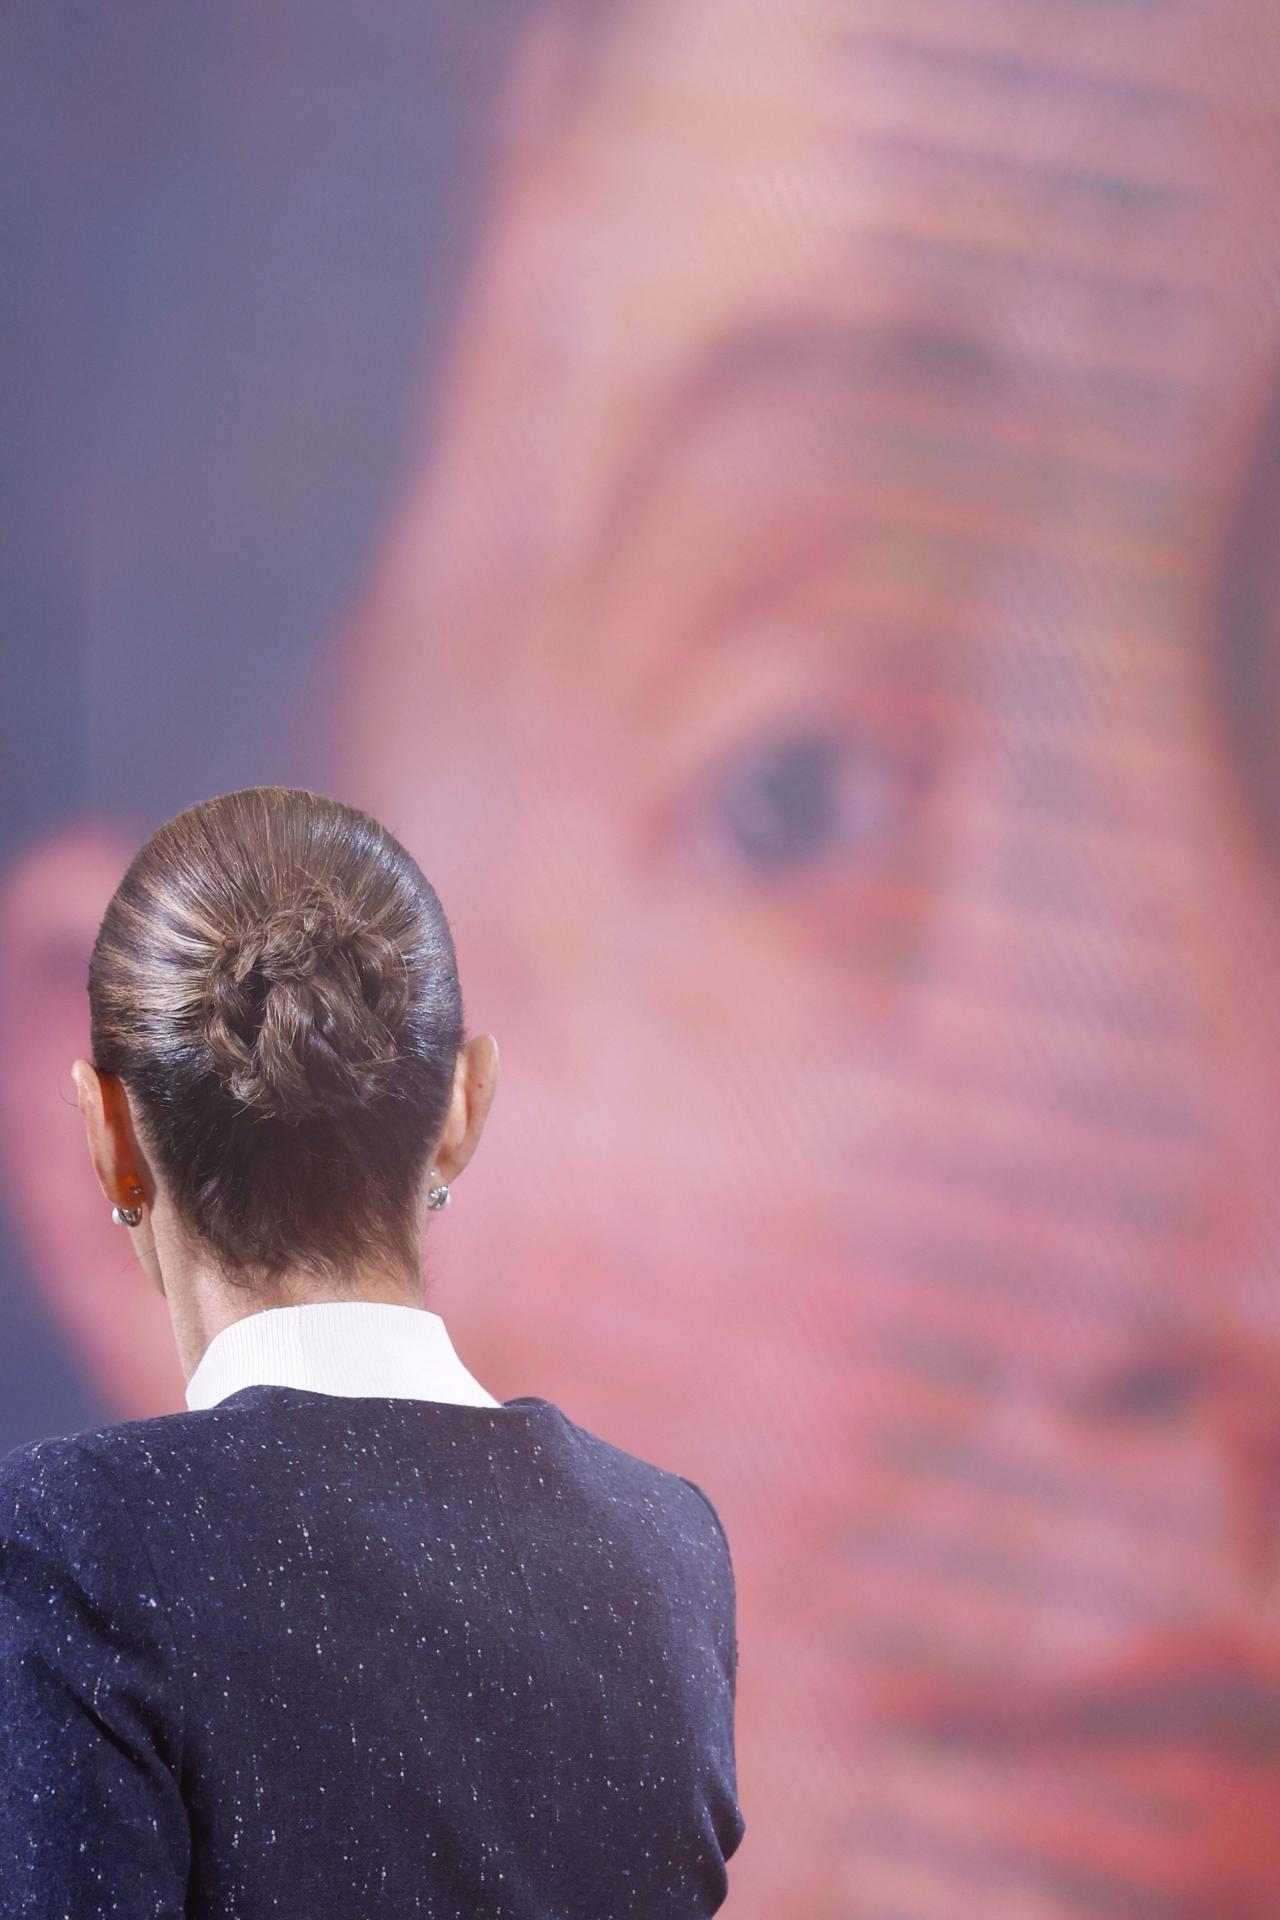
[204,887,411,1123]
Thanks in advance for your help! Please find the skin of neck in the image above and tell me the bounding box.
[156,1210,432,1386]
[69,1033,499,1387]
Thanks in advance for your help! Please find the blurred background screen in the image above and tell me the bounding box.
[8,1,1280,1914]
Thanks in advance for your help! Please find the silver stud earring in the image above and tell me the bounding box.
[111,1185,144,1228]
[426,1168,451,1211]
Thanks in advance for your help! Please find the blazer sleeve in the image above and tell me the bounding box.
[0,1437,191,1918]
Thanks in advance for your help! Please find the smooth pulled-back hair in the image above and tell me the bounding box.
[88,787,466,1291]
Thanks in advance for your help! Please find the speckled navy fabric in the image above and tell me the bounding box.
[0,1388,743,1917]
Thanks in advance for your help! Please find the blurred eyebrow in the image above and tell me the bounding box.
[584,316,1011,590]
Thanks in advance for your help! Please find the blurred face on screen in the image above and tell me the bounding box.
[329,1,1280,1914]
[7,0,1280,1915]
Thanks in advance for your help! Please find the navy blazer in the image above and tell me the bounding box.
[0,1388,743,1917]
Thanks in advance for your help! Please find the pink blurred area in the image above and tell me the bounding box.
[9,2,1280,1914]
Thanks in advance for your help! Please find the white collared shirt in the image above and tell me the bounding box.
[184,1300,505,1412]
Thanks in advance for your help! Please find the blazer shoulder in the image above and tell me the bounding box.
[0,1427,182,1662]
[0,1432,190,1907]
[0,1429,101,1518]
[0,1429,146,1559]
[555,1410,718,1517]
[0,1407,216,1550]
[553,1411,735,1585]
[2,1402,225,1481]
[675,1472,732,1555]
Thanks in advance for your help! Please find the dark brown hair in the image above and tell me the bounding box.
[87,786,466,1291]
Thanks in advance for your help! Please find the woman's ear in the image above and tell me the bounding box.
[69,1059,113,1205]
[435,1033,500,1187]
[0,818,183,1416]
[69,1059,149,1215]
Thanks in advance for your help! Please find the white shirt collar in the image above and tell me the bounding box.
[184,1300,504,1412]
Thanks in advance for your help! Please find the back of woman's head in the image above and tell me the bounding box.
[88,787,466,1291]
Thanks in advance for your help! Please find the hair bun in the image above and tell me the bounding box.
[204,889,410,1123]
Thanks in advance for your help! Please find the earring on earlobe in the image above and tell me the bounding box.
[111,1185,144,1228]
[426,1168,451,1211]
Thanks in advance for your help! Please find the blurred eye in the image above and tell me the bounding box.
[1073,1354,1208,1427]
[681,720,926,880]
